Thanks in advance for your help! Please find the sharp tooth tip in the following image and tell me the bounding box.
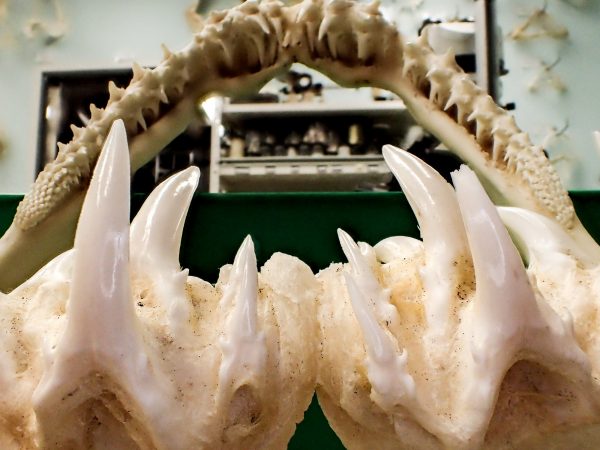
[178,166,201,187]
[337,228,356,248]
[111,118,126,134]
[336,227,349,239]
[240,235,255,254]
[382,145,412,165]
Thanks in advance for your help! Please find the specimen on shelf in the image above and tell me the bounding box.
[1,0,598,291]
[0,121,318,449]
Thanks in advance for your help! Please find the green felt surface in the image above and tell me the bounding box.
[1,192,599,448]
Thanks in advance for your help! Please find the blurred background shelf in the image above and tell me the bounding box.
[221,99,407,118]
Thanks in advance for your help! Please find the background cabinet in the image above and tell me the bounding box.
[206,95,414,193]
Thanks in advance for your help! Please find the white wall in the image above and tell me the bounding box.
[0,0,599,193]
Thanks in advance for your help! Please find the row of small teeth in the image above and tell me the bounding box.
[15,0,402,231]
[337,145,590,445]
[15,48,188,230]
[401,34,574,227]
[290,0,401,65]
[15,0,286,231]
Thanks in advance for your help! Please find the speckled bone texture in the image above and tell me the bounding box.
[0,0,597,292]
[0,121,318,449]
[316,146,600,450]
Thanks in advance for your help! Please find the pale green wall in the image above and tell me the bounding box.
[0,0,598,193]
[0,0,192,193]
[496,0,600,189]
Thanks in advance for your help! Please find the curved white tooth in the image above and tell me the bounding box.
[338,229,398,325]
[33,120,168,431]
[338,228,381,294]
[451,166,541,356]
[383,145,470,332]
[130,167,200,331]
[453,165,590,403]
[344,273,415,410]
[498,206,594,268]
[219,236,266,390]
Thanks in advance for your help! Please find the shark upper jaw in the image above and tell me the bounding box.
[2,0,598,292]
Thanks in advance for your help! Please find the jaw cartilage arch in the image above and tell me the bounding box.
[1,0,598,292]
[316,146,600,450]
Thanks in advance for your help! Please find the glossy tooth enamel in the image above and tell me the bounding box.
[337,228,398,326]
[318,153,600,449]
[0,120,319,449]
[383,145,469,333]
[3,0,599,291]
[32,120,173,449]
[498,206,595,268]
[452,166,591,420]
[130,166,200,332]
[218,236,266,392]
[343,273,415,410]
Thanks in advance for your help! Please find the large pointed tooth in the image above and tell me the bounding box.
[31,119,175,449]
[338,229,398,325]
[498,206,594,268]
[453,166,591,400]
[383,145,470,332]
[219,236,266,390]
[451,166,540,355]
[68,119,132,340]
[130,167,200,330]
[344,273,415,410]
[33,120,168,423]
